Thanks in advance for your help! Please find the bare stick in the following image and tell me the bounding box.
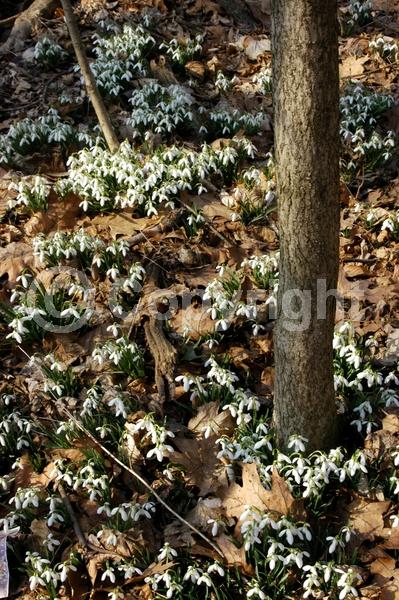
[61,407,224,558]
[57,482,88,548]
[60,0,119,152]
[0,0,57,53]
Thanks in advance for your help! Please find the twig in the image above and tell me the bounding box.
[57,482,88,548]
[0,0,57,53]
[0,14,19,28]
[125,209,183,246]
[342,257,377,264]
[60,407,224,558]
[60,0,119,152]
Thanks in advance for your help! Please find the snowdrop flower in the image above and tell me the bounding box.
[184,565,201,583]
[197,572,213,587]
[43,532,60,552]
[336,567,361,599]
[247,580,267,599]
[101,564,116,583]
[287,435,308,454]
[207,562,225,576]
[390,514,399,527]
[390,476,399,495]
[158,543,178,562]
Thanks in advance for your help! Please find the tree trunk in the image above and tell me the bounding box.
[272,0,340,451]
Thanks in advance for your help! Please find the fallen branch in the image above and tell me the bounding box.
[0,0,57,53]
[126,209,183,247]
[131,265,177,408]
[144,318,177,408]
[0,14,19,29]
[57,482,88,549]
[61,407,224,558]
[60,0,119,152]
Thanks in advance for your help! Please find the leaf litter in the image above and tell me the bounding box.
[0,0,398,599]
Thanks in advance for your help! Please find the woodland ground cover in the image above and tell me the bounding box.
[0,0,398,598]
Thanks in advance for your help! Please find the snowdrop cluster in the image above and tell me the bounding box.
[8,175,51,212]
[369,36,399,63]
[126,80,194,140]
[72,459,111,502]
[159,34,203,65]
[277,445,368,500]
[33,228,105,268]
[204,257,276,334]
[5,274,92,344]
[98,499,156,527]
[344,0,372,33]
[217,422,272,463]
[92,335,145,379]
[33,353,77,399]
[0,109,93,166]
[252,65,273,94]
[34,36,68,67]
[240,509,312,557]
[183,206,205,236]
[177,357,260,425]
[33,229,137,280]
[25,551,78,595]
[242,253,279,290]
[206,108,263,137]
[366,208,399,240]
[215,71,239,92]
[340,84,395,177]
[89,24,155,97]
[333,322,399,433]
[59,138,255,215]
[145,561,224,597]
[131,413,175,462]
[0,400,32,456]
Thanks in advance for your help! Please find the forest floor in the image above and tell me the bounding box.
[0,0,398,598]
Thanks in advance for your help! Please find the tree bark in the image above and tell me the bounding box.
[272,0,340,451]
[60,0,120,153]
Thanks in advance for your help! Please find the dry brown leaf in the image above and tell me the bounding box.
[345,498,391,544]
[49,448,86,463]
[169,302,216,340]
[382,410,399,433]
[188,401,235,438]
[340,54,369,78]
[30,519,51,543]
[172,435,229,496]
[87,211,159,239]
[380,527,399,550]
[370,555,397,580]
[343,263,372,279]
[186,497,223,528]
[0,241,38,285]
[185,60,205,78]
[215,533,254,575]
[220,463,304,520]
[236,35,271,60]
[24,192,82,236]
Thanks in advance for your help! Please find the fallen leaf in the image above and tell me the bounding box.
[216,533,254,574]
[172,435,229,496]
[49,448,86,463]
[169,302,216,340]
[188,402,235,438]
[344,498,391,544]
[24,192,82,235]
[0,241,38,285]
[220,463,304,520]
[340,54,369,78]
[236,35,271,60]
